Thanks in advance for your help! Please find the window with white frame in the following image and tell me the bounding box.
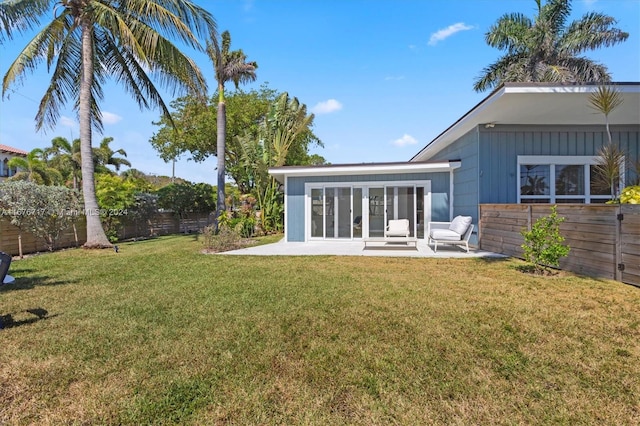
[517,156,621,204]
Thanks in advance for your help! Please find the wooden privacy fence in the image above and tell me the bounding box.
[0,212,212,256]
[479,204,640,286]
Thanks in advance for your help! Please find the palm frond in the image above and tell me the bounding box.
[560,12,629,55]
[588,85,623,116]
[485,13,531,53]
[0,0,50,43]
[473,53,528,92]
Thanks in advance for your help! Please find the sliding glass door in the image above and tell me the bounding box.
[311,186,358,239]
[308,182,427,240]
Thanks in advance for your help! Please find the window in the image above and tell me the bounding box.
[518,156,620,204]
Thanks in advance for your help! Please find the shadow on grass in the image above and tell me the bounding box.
[0,307,60,330]
[473,256,512,265]
[0,275,78,292]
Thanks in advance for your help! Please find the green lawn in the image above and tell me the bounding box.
[1,235,639,425]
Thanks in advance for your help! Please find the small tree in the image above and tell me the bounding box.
[521,205,570,274]
[589,85,625,201]
[0,181,82,253]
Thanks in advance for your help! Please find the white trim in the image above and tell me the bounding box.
[449,169,455,221]
[270,161,460,182]
[517,155,622,204]
[283,176,288,241]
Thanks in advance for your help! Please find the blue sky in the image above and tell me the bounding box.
[1,0,639,185]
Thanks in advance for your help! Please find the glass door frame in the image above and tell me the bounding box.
[305,180,431,241]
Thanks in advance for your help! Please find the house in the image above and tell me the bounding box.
[0,144,28,180]
[269,82,640,244]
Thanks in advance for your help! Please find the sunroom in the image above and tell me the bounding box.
[269,161,460,242]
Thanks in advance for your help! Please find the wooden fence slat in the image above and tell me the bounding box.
[480,204,639,286]
[1,212,212,256]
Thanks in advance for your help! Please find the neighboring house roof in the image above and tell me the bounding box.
[411,82,640,162]
[270,160,461,183]
[0,144,28,156]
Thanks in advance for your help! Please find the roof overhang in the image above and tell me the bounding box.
[0,144,28,156]
[269,160,461,183]
[412,82,640,162]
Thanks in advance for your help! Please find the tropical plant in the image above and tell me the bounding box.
[1,0,217,248]
[151,87,275,194]
[589,85,623,145]
[474,0,629,92]
[619,186,640,204]
[7,148,63,185]
[206,30,257,231]
[94,137,131,174]
[238,92,317,231]
[95,174,138,242]
[44,136,82,188]
[520,205,570,274]
[589,85,625,200]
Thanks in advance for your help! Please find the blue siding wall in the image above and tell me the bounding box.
[478,125,640,203]
[286,172,449,242]
[428,128,480,223]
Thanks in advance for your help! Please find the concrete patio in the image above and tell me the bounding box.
[220,239,506,258]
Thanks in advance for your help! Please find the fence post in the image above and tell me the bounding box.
[616,205,622,282]
[527,205,532,231]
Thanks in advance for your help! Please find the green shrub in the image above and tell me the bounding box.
[619,186,640,204]
[520,205,570,274]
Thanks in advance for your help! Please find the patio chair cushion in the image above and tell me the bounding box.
[386,219,410,237]
[449,215,472,235]
[430,228,464,241]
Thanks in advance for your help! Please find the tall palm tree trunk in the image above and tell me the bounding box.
[215,96,226,232]
[80,22,111,248]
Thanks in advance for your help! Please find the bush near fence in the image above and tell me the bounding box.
[0,212,212,256]
[479,204,640,287]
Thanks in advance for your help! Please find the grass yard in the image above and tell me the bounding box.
[1,235,639,425]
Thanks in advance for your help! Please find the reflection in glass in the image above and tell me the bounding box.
[520,165,549,195]
[555,165,584,195]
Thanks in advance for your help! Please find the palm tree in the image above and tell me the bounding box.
[206,30,257,230]
[8,148,63,185]
[45,136,82,189]
[1,0,217,248]
[95,137,131,174]
[474,0,628,92]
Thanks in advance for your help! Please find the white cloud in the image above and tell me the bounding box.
[60,116,77,128]
[101,111,123,125]
[311,99,343,115]
[392,134,418,147]
[428,22,474,46]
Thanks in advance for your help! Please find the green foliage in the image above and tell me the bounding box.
[474,0,629,92]
[619,186,640,204]
[520,205,570,274]
[238,92,318,232]
[0,180,81,250]
[8,148,63,186]
[150,85,324,194]
[593,143,625,201]
[95,174,139,242]
[156,182,216,234]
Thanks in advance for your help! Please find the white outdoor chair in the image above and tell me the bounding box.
[427,216,474,253]
[385,219,410,238]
